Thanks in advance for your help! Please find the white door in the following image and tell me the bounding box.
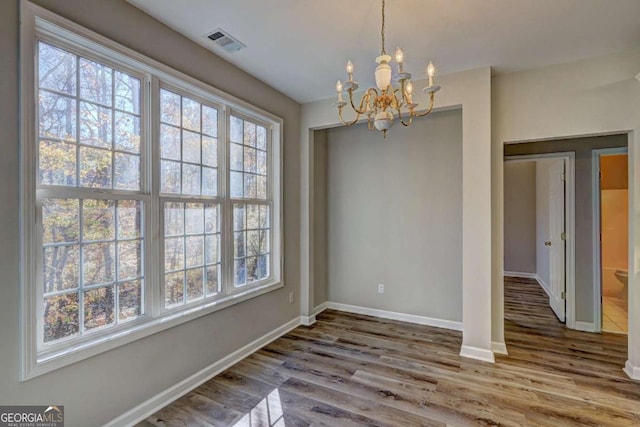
[548,159,566,322]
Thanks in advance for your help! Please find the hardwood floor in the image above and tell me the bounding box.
[138,277,638,426]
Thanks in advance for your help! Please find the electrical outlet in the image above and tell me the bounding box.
[378,283,384,294]
[289,291,294,303]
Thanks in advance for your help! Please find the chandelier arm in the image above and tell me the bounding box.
[337,106,361,126]
[348,90,369,115]
[395,102,414,127]
[415,92,436,117]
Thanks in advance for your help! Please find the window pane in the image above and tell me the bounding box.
[118,280,142,321]
[260,229,270,254]
[114,71,140,114]
[205,265,219,295]
[244,122,256,147]
[247,231,259,256]
[182,163,201,196]
[164,202,184,237]
[258,254,269,279]
[165,271,184,306]
[186,268,204,301]
[39,139,77,186]
[118,240,142,281]
[43,198,79,244]
[79,58,113,107]
[234,232,245,258]
[230,143,243,171]
[247,205,259,230]
[233,204,245,231]
[244,174,257,198]
[257,151,267,176]
[230,171,243,198]
[164,237,184,272]
[244,147,257,173]
[43,245,80,293]
[82,199,115,242]
[161,160,181,194]
[246,256,258,283]
[114,153,140,190]
[257,175,267,199]
[160,89,181,126]
[185,203,204,235]
[80,101,112,148]
[84,286,115,330]
[44,293,79,342]
[234,259,245,286]
[202,136,217,167]
[202,167,217,197]
[185,236,204,268]
[205,205,218,234]
[160,124,181,160]
[114,112,140,153]
[257,125,267,151]
[38,42,76,95]
[79,146,112,188]
[117,200,142,239]
[183,130,201,164]
[182,98,201,132]
[202,106,217,137]
[230,116,243,143]
[259,205,269,228]
[39,91,76,141]
[205,235,219,265]
[83,242,116,285]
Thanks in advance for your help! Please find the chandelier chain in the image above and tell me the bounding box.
[381,0,386,55]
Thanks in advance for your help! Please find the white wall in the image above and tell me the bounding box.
[503,161,536,274]
[535,159,553,291]
[325,110,463,322]
[492,47,640,377]
[1,1,301,426]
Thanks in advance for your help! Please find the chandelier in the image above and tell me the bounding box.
[334,0,441,137]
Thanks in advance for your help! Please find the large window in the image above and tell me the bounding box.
[22,8,282,379]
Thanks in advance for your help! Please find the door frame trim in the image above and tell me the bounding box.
[504,152,576,328]
[592,147,628,333]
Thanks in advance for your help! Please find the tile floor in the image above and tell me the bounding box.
[602,296,627,334]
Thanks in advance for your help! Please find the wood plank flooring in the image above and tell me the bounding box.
[138,277,638,426]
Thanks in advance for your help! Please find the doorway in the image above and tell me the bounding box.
[594,148,629,334]
[503,153,575,326]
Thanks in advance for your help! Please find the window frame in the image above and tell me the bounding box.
[20,1,284,380]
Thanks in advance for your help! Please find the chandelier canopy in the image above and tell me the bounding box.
[334,0,441,137]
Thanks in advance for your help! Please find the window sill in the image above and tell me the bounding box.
[24,280,283,380]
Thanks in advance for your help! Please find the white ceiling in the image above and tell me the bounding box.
[127,0,640,103]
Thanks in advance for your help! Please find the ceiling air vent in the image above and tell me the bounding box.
[205,28,246,53]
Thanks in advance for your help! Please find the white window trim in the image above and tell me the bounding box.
[20,0,284,380]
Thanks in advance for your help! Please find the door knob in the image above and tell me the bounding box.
[545,241,551,246]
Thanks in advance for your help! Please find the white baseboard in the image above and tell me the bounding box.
[491,341,508,355]
[535,275,552,299]
[459,345,495,363]
[313,302,329,316]
[300,315,316,326]
[574,321,597,332]
[326,302,463,331]
[624,360,640,381]
[504,271,537,279]
[104,316,301,427]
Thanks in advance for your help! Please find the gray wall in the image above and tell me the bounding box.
[313,130,328,307]
[0,1,301,426]
[503,161,537,274]
[325,109,463,322]
[504,134,627,323]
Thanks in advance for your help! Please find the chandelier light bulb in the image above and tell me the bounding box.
[346,60,354,74]
[427,61,436,87]
[406,81,413,94]
[336,80,343,102]
[395,47,404,64]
